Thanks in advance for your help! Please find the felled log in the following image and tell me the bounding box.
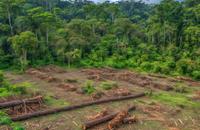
[0,96,43,109]
[11,93,145,121]
[83,106,136,130]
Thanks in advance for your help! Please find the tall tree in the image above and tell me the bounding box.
[0,0,25,35]
[9,31,38,71]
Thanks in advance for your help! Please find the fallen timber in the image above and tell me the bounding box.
[11,93,145,121]
[0,96,43,109]
[83,106,136,130]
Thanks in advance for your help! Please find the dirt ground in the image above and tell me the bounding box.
[1,65,200,130]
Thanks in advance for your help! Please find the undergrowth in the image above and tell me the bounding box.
[81,80,96,94]
[151,92,200,109]
[0,71,32,98]
[44,94,70,107]
[173,83,190,93]
[0,111,24,130]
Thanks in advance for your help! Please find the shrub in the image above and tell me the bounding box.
[176,59,196,75]
[192,71,200,80]
[166,60,176,69]
[11,123,25,130]
[0,111,24,130]
[0,72,29,97]
[140,62,154,72]
[0,112,12,125]
[10,82,31,95]
[82,80,96,94]
[152,62,162,73]
[126,58,138,68]
[160,64,170,74]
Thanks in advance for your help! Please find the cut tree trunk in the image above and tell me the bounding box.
[7,5,13,35]
[83,106,136,130]
[84,112,117,130]
[0,96,43,109]
[11,93,145,121]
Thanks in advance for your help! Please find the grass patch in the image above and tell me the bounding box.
[173,83,190,93]
[99,80,118,90]
[81,80,96,94]
[44,95,70,107]
[151,92,200,109]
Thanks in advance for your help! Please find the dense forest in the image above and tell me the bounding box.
[0,0,199,80]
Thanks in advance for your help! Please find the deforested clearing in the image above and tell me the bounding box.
[0,0,200,130]
[0,66,199,130]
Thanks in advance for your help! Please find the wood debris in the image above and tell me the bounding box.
[86,109,109,120]
[0,96,43,109]
[108,110,128,130]
[83,106,136,130]
[57,83,77,91]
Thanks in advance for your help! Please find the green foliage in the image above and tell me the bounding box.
[99,80,118,90]
[10,82,31,94]
[192,71,200,80]
[140,62,154,72]
[11,123,25,130]
[0,112,12,125]
[9,31,38,71]
[0,0,199,80]
[82,80,96,94]
[0,72,29,97]
[176,59,196,75]
[0,111,24,130]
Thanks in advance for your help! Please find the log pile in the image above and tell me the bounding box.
[0,96,43,109]
[107,110,129,130]
[0,96,44,117]
[83,105,137,130]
